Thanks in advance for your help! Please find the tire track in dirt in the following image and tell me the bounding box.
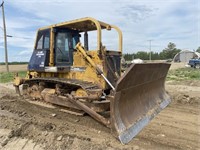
[0,82,200,150]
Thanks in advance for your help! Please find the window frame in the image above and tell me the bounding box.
[35,29,50,50]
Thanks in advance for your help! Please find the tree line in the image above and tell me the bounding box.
[124,42,200,61]
[0,62,28,65]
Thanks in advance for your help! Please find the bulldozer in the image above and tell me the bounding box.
[13,17,171,144]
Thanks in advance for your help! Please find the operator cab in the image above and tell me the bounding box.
[28,28,80,71]
[28,17,122,74]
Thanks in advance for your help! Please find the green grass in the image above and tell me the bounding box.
[0,68,199,83]
[0,71,27,83]
[167,68,200,81]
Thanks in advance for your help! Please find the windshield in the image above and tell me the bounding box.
[55,30,79,65]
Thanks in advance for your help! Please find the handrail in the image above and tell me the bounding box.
[110,25,123,53]
[84,17,102,51]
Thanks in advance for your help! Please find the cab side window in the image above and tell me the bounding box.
[36,29,50,50]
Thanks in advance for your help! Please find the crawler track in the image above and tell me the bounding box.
[24,77,102,93]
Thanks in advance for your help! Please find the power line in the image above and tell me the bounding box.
[0,35,33,41]
[10,35,32,39]
[0,25,32,39]
[0,30,33,40]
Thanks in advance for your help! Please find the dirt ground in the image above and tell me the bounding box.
[0,80,199,150]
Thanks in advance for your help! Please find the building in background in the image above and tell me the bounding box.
[173,50,200,62]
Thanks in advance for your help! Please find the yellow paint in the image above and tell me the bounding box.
[38,17,122,52]
[49,28,55,66]
[75,88,88,97]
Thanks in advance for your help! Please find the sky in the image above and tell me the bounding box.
[0,0,199,62]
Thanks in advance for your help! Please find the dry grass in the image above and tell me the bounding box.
[169,62,186,70]
[0,64,27,73]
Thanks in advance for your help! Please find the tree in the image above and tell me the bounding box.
[160,42,181,59]
[135,51,149,60]
[123,42,182,61]
[166,42,176,51]
[151,52,160,60]
[196,47,200,53]
[123,53,133,61]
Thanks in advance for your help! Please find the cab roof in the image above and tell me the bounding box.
[39,17,111,32]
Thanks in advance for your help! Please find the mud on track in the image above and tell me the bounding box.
[0,81,200,150]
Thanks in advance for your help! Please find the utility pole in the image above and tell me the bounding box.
[148,40,152,62]
[1,0,9,72]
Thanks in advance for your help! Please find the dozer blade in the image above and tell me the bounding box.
[110,63,171,144]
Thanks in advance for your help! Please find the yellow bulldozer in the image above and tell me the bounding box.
[14,17,171,144]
